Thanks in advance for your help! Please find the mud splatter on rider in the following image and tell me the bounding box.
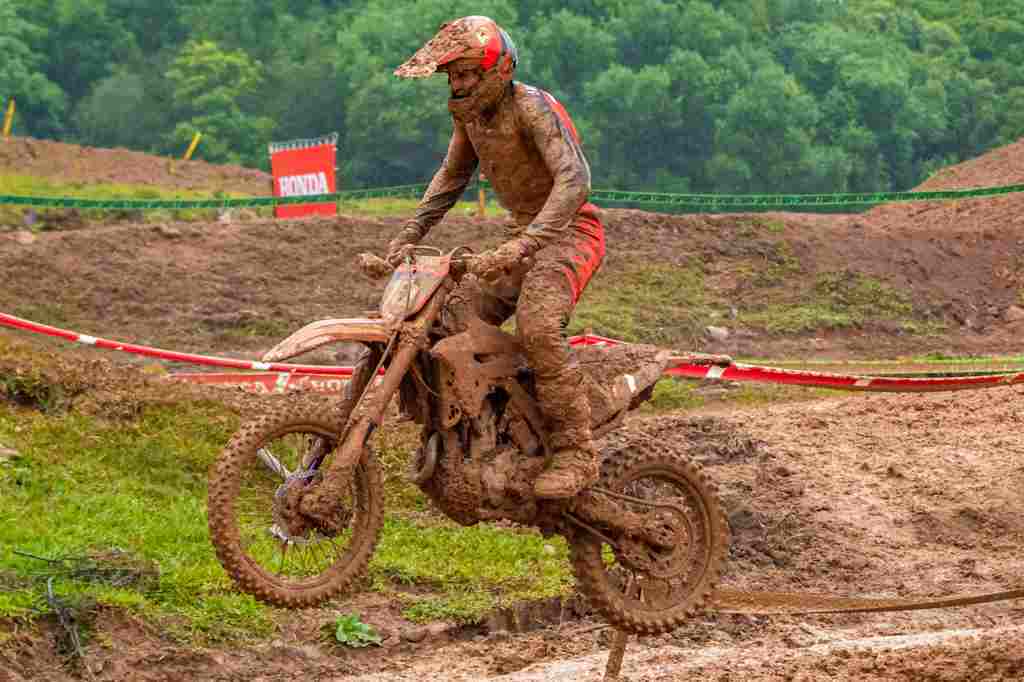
[390,16,605,499]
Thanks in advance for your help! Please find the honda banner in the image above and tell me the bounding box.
[268,133,338,219]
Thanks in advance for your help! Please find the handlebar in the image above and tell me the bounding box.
[357,248,477,280]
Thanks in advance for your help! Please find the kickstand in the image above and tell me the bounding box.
[603,628,629,681]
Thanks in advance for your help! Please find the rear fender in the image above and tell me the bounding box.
[575,344,672,425]
[261,318,390,363]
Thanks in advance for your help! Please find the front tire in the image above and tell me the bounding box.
[207,404,384,608]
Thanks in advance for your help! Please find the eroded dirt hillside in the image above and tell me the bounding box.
[0,136,271,195]
[2,137,1023,360]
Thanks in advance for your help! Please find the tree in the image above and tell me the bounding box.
[0,0,65,137]
[21,0,139,104]
[343,72,451,186]
[997,86,1024,144]
[75,70,152,149]
[107,0,191,54]
[709,63,835,192]
[607,0,688,69]
[518,9,616,104]
[165,40,274,167]
[584,64,681,188]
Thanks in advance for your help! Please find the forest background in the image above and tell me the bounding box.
[2,0,1023,194]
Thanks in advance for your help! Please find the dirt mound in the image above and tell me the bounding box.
[1,136,1023,360]
[863,135,1024,246]
[0,136,271,196]
[0,334,326,419]
[2,202,1023,361]
[914,138,1024,192]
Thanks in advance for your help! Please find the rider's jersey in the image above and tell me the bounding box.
[406,82,595,249]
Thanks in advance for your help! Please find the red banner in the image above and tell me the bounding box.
[269,134,338,219]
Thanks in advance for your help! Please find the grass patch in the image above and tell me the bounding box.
[373,422,430,511]
[739,270,936,334]
[12,302,72,328]
[642,378,705,412]
[0,173,265,230]
[639,377,840,414]
[0,402,266,642]
[0,392,575,638]
[370,519,571,624]
[210,318,295,345]
[1,172,505,228]
[757,217,786,234]
[570,260,711,346]
[336,196,506,218]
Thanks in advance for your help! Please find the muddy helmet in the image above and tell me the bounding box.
[395,16,518,122]
[394,16,518,80]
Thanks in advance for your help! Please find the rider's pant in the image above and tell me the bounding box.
[447,204,606,453]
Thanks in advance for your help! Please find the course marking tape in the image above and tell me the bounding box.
[3,311,1024,394]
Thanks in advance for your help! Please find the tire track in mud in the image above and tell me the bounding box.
[491,623,1024,681]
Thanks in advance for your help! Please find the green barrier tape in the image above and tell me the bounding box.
[2,181,1023,211]
[589,183,1024,209]
[0,184,429,210]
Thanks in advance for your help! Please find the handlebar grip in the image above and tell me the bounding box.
[357,253,393,279]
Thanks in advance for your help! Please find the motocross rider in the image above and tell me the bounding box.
[390,16,605,499]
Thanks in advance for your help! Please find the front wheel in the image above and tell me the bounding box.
[207,404,384,608]
[569,437,729,634]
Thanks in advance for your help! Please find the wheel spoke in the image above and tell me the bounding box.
[257,447,292,479]
[208,397,386,608]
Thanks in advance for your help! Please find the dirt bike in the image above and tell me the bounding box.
[207,246,732,634]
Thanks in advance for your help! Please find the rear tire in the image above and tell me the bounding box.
[569,436,729,634]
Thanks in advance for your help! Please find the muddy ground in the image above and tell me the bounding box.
[2,138,1024,679]
[3,385,1022,681]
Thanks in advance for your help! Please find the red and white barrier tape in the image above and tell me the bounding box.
[164,372,350,394]
[3,311,1024,394]
[0,312,355,376]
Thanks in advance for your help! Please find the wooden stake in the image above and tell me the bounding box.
[604,574,636,680]
[604,629,629,680]
[478,172,487,218]
[183,132,202,160]
[2,100,15,138]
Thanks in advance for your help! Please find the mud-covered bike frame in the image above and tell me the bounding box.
[208,247,731,633]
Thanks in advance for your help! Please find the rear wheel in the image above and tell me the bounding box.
[569,438,729,634]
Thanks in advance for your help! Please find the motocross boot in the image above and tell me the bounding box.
[533,371,599,499]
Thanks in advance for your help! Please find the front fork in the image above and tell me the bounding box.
[301,285,451,516]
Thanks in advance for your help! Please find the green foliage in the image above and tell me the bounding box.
[644,379,704,412]
[166,40,274,167]
[0,1,66,137]
[400,591,497,624]
[569,261,711,345]
[0,368,575,637]
[739,270,925,334]
[0,402,270,641]
[74,71,151,150]
[369,518,571,623]
[6,0,1024,192]
[332,614,382,647]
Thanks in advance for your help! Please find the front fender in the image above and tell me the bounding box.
[261,318,390,363]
